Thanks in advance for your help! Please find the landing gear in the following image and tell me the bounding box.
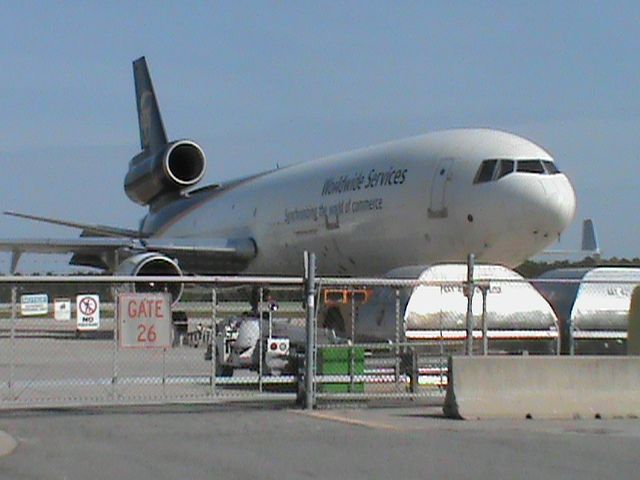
[324,307,346,334]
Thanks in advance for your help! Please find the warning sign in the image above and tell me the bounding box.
[20,294,48,316]
[118,293,172,349]
[76,294,100,331]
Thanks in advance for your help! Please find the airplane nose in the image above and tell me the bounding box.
[499,173,576,244]
[547,175,576,236]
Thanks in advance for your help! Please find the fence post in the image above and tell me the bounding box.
[349,287,355,392]
[569,317,575,356]
[9,286,17,399]
[113,253,120,399]
[480,284,488,355]
[304,251,316,410]
[112,290,119,399]
[465,253,475,356]
[210,287,217,396]
[258,287,264,393]
[395,288,401,390]
[162,347,167,397]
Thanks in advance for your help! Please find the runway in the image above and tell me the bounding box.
[0,404,638,479]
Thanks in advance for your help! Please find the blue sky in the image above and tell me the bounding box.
[0,1,638,271]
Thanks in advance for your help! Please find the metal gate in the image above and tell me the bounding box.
[0,277,303,408]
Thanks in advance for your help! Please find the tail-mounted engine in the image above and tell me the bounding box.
[117,252,184,304]
[124,140,206,206]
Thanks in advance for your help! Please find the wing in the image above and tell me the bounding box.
[4,211,145,238]
[0,238,133,272]
[1,211,256,273]
[0,237,257,273]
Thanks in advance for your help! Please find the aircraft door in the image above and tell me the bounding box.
[428,158,454,218]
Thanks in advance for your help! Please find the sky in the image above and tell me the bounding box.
[0,1,638,272]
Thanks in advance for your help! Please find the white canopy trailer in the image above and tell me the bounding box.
[352,264,560,354]
[534,267,640,354]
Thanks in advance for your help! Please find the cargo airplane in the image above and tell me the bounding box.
[1,57,576,300]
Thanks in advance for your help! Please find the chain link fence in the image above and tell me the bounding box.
[309,270,561,404]
[0,264,638,409]
[0,276,305,408]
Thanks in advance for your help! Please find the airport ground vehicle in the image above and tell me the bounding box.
[207,313,341,377]
[209,316,292,376]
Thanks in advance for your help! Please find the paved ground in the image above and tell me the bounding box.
[0,404,638,479]
[0,335,439,406]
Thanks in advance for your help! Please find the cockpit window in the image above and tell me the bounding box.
[542,160,560,174]
[474,158,561,184]
[496,160,514,179]
[517,160,546,173]
[474,159,497,183]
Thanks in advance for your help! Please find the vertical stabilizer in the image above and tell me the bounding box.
[133,56,168,152]
[581,218,600,255]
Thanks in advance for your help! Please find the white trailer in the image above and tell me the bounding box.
[534,267,640,354]
[350,264,560,354]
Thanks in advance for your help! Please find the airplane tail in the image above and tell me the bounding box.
[581,218,600,257]
[125,57,207,206]
[133,56,168,152]
[537,218,601,258]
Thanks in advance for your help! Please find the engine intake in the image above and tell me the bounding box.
[117,252,184,304]
[124,140,206,205]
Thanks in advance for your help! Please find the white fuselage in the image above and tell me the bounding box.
[145,129,576,275]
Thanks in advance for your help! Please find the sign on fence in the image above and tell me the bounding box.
[76,294,100,331]
[20,294,48,316]
[118,293,172,349]
[54,298,71,321]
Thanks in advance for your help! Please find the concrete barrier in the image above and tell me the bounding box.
[444,356,640,419]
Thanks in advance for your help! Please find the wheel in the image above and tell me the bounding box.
[283,349,301,376]
[215,363,233,377]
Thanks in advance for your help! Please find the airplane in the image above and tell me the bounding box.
[536,218,601,260]
[0,57,576,301]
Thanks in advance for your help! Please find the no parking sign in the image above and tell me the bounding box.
[76,294,100,331]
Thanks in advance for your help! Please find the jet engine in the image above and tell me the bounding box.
[116,252,184,304]
[124,140,206,205]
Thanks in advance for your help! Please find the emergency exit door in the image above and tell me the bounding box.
[428,158,454,218]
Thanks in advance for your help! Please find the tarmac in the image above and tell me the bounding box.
[0,403,638,479]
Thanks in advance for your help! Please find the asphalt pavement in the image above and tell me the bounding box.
[0,404,638,480]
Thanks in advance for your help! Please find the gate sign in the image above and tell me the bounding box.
[118,293,172,349]
[54,298,72,321]
[76,294,100,331]
[20,294,48,316]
